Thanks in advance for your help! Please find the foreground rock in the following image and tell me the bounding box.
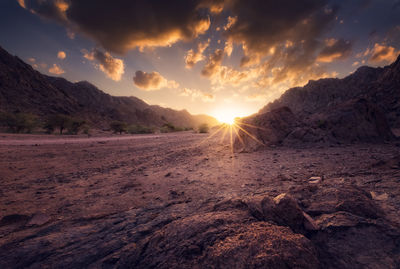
[2,179,398,268]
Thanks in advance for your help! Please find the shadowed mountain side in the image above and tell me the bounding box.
[235,97,397,152]
[0,46,218,129]
[260,55,400,128]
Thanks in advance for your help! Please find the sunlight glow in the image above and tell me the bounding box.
[213,107,242,125]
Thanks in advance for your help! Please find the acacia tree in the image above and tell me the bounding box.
[110,121,127,134]
[45,114,72,134]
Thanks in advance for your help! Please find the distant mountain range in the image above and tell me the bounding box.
[0,46,218,129]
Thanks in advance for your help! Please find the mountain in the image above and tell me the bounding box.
[261,55,400,128]
[235,55,400,151]
[0,46,218,129]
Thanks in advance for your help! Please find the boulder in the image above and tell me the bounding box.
[118,211,320,269]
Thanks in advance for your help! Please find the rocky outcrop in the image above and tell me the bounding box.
[235,98,396,151]
[1,178,399,268]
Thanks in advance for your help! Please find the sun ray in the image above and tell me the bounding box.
[232,124,245,147]
[197,124,225,146]
[235,124,264,146]
[235,120,268,131]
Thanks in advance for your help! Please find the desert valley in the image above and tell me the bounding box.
[1,0,400,268]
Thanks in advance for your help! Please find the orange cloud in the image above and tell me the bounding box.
[185,39,210,68]
[57,51,66,60]
[201,49,224,77]
[83,49,124,81]
[180,88,215,102]
[133,71,179,91]
[367,43,399,64]
[48,64,65,75]
[317,38,352,63]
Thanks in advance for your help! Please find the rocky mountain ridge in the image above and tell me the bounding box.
[235,55,400,151]
[0,46,217,129]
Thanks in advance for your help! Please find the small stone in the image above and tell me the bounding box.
[308,176,321,184]
[370,191,388,201]
[27,213,51,226]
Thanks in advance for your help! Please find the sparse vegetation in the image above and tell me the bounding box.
[159,122,189,133]
[44,114,72,134]
[110,121,128,134]
[67,119,87,135]
[198,123,209,133]
[44,114,87,135]
[128,124,155,134]
[0,112,39,133]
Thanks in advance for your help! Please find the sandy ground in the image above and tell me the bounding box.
[1,131,400,267]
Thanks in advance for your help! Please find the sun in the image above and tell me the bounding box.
[213,107,238,125]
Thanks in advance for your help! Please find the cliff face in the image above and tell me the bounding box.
[0,46,217,128]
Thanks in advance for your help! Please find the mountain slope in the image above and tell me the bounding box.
[0,46,218,128]
[261,55,400,127]
[234,56,400,151]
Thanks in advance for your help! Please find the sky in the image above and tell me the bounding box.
[0,0,399,119]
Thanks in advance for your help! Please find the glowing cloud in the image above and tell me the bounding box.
[20,0,213,54]
[367,43,399,64]
[133,71,179,91]
[185,39,210,68]
[48,63,65,75]
[57,51,66,59]
[83,49,124,81]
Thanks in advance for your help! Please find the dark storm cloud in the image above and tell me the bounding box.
[20,0,214,53]
[219,0,354,87]
[224,0,335,53]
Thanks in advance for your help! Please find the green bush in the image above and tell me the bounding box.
[67,119,86,135]
[44,114,72,134]
[44,115,87,135]
[0,112,38,133]
[128,124,154,134]
[110,121,127,134]
[198,123,209,133]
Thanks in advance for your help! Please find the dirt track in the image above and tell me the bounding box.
[1,131,400,268]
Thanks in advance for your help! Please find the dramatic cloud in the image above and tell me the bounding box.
[20,0,214,53]
[57,51,66,59]
[219,0,344,89]
[317,38,352,63]
[48,63,65,75]
[83,49,124,81]
[133,71,179,91]
[201,49,224,77]
[185,39,210,68]
[366,43,399,64]
[180,88,215,102]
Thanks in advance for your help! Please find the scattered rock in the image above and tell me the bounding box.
[308,176,322,184]
[0,214,30,226]
[26,213,51,226]
[370,191,389,201]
